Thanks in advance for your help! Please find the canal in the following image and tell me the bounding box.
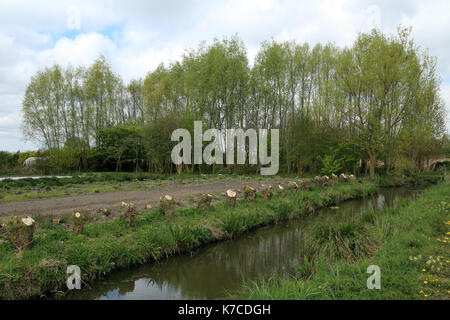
[68,186,424,300]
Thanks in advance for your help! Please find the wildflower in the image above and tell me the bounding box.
[424,294,429,297]
[422,269,426,272]
[419,290,423,294]
[424,281,428,284]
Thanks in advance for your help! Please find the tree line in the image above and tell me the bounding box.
[20,27,448,177]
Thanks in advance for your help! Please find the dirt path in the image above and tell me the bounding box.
[0,178,292,218]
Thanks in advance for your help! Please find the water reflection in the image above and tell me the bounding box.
[68,187,423,300]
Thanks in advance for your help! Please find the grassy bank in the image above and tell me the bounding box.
[0,181,377,299]
[237,181,450,300]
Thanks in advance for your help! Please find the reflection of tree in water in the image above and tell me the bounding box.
[69,187,424,300]
[69,225,304,299]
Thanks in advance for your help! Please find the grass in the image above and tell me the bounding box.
[236,181,450,300]
[0,181,377,299]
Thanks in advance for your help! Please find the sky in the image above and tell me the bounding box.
[0,0,449,152]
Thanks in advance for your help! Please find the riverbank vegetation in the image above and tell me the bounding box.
[237,181,450,300]
[0,181,376,299]
[7,27,446,177]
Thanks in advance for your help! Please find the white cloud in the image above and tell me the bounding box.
[0,0,449,151]
[38,33,118,68]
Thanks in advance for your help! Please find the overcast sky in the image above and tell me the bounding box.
[0,0,449,152]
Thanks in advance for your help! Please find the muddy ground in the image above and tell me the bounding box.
[0,177,293,219]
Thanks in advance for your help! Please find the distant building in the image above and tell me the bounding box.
[23,157,40,167]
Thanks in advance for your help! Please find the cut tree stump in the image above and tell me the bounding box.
[198,194,213,210]
[225,189,237,207]
[321,175,330,186]
[339,173,348,182]
[278,185,286,197]
[160,195,175,217]
[288,181,298,191]
[73,212,84,234]
[261,185,272,200]
[300,179,310,190]
[314,176,323,187]
[243,185,257,202]
[121,202,137,227]
[331,174,338,185]
[7,216,35,251]
[98,207,111,217]
[349,174,356,182]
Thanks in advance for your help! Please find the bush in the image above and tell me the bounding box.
[303,220,377,262]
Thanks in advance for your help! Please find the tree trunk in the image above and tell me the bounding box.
[368,151,376,178]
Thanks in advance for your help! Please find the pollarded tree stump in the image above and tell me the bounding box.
[349,174,357,182]
[98,207,111,217]
[243,185,257,202]
[321,175,330,186]
[160,195,175,217]
[225,189,237,207]
[121,202,137,227]
[314,176,323,187]
[198,194,213,210]
[73,212,84,234]
[301,179,310,190]
[339,173,348,182]
[7,216,35,251]
[278,185,286,197]
[261,185,272,200]
[331,174,338,185]
[288,181,298,191]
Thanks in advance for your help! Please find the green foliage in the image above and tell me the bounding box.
[18,29,447,176]
[320,155,342,176]
[303,220,377,262]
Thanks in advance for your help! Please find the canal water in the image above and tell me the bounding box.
[68,186,424,300]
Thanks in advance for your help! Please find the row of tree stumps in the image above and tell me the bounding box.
[156,172,357,216]
[2,172,358,253]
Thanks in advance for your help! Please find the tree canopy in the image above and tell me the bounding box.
[21,29,447,176]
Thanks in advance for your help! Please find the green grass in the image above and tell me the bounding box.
[236,182,450,300]
[0,181,377,299]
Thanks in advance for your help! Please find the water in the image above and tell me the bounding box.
[68,187,424,300]
[0,176,72,181]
